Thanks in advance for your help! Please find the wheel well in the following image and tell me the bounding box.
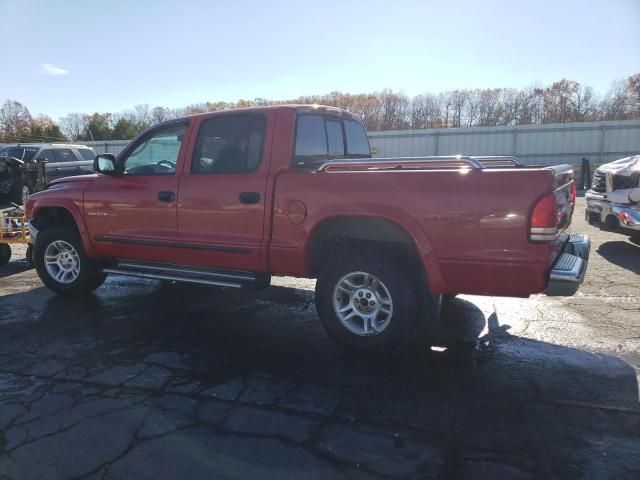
[308,216,424,282]
[33,207,78,232]
[605,214,620,230]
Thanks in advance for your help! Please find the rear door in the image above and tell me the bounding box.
[176,112,272,271]
[72,148,97,175]
[84,121,189,263]
[52,149,82,178]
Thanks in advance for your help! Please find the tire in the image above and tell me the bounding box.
[25,244,35,267]
[34,225,107,295]
[315,251,424,352]
[0,244,11,266]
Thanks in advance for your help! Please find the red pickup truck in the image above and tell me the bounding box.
[26,105,590,350]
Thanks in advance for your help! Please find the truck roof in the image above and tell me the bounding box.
[178,104,362,123]
[10,143,94,150]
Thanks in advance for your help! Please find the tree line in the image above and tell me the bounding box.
[1,73,638,143]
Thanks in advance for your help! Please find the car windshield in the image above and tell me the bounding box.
[0,147,39,161]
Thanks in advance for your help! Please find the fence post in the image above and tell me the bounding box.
[581,157,591,190]
[512,127,518,155]
[433,132,439,155]
[599,125,606,165]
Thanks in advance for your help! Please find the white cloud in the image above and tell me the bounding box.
[41,63,69,76]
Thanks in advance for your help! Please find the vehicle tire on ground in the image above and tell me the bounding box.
[0,244,11,266]
[315,251,424,352]
[34,225,107,295]
[25,244,35,267]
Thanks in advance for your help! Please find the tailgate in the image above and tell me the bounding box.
[549,164,576,233]
[529,164,575,242]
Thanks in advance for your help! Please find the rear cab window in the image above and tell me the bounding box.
[293,114,370,168]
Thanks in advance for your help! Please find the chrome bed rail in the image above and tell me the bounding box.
[314,155,525,173]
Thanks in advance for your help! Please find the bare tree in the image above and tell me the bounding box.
[572,85,598,122]
[601,80,630,121]
[0,100,33,141]
[58,113,88,140]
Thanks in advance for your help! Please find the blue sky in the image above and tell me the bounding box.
[0,0,638,120]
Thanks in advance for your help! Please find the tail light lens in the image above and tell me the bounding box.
[571,182,576,204]
[530,193,558,241]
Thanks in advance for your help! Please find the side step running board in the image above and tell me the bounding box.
[103,260,267,288]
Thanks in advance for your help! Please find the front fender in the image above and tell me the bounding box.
[29,188,95,257]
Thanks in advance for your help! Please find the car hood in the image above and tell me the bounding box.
[49,174,100,186]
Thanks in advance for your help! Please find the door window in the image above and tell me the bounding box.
[38,150,57,163]
[192,115,266,174]
[294,115,327,166]
[78,148,96,160]
[122,123,186,175]
[344,120,371,157]
[54,149,76,163]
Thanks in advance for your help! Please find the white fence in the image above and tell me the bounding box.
[368,120,640,167]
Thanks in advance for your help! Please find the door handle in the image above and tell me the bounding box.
[239,192,260,204]
[158,191,176,202]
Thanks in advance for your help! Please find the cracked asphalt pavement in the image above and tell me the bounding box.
[0,197,638,479]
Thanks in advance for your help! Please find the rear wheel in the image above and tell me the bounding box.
[34,225,106,295]
[315,251,424,351]
[0,244,11,266]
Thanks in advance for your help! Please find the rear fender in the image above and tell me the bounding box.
[303,205,446,293]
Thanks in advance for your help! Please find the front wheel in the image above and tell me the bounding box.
[34,226,106,295]
[315,252,423,351]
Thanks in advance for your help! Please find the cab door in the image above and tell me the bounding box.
[176,113,272,272]
[84,121,189,263]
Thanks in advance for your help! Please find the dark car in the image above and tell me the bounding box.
[0,143,96,205]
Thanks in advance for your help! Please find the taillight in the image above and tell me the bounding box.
[571,182,576,204]
[530,193,558,241]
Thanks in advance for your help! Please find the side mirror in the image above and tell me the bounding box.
[94,153,119,175]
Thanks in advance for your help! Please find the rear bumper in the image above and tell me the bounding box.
[546,233,590,296]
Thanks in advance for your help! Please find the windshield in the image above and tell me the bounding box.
[0,147,39,161]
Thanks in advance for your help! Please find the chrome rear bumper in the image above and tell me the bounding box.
[546,233,590,296]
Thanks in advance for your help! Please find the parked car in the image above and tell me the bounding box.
[0,143,96,205]
[25,105,590,351]
[585,155,640,238]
